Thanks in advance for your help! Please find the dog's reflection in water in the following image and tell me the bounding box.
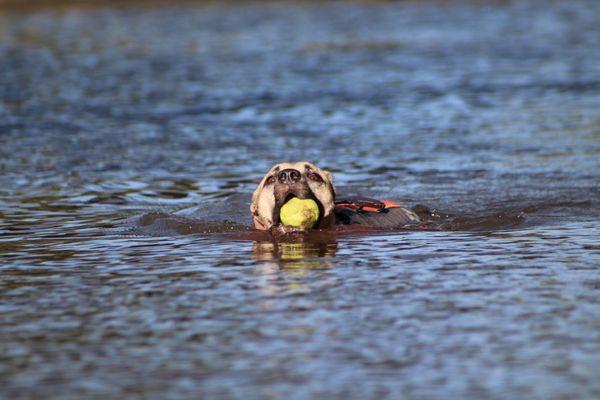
[251,236,338,299]
[253,238,337,264]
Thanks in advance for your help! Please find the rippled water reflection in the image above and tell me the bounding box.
[1,0,599,398]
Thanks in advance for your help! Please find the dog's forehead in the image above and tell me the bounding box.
[269,161,320,173]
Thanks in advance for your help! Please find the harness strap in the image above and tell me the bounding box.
[335,197,403,213]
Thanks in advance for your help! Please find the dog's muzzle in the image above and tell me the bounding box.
[272,170,324,226]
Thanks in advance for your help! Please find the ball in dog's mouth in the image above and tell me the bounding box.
[279,197,320,229]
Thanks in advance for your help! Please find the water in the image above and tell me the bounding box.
[1,0,599,398]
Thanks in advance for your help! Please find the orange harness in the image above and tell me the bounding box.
[334,198,403,213]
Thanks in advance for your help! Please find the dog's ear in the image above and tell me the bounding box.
[250,167,277,230]
[318,169,336,229]
[322,169,336,198]
[304,165,336,229]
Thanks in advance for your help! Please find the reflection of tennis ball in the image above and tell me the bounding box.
[279,198,320,229]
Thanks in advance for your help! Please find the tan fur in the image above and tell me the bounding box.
[251,161,336,230]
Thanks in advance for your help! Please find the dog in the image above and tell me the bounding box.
[251,161,420,231]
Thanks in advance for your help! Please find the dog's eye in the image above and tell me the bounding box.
[266,176,276,185]
[307,172,323,183]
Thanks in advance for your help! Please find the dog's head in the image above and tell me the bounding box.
[250,161,336,230]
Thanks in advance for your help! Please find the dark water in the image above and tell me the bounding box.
[1,0,599,398]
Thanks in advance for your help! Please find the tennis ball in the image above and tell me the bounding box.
[279,197,320,229]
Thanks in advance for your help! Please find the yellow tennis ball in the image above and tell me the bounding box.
[279,198,320,229]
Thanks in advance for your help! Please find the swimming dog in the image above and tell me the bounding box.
[251,161,419,232]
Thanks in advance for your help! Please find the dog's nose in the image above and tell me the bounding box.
[278,169,301,184]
